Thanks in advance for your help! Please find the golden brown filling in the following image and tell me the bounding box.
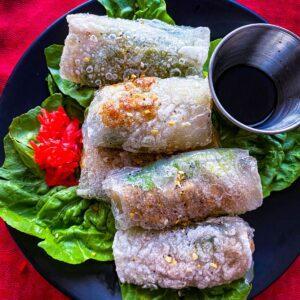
[99,77,159,128]
[133,77,156,91]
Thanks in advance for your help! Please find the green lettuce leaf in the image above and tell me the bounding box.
[43,92,85,123]
[46,73,59,95]
[121,279,251,300]
[44,44,94,107]
[98,0,175,24]
[214,114,300,197]
[0,101,115,264]
[8,106,42,176]
[41,93,63,111]
[98,0,136,19]
[134,0,175,24]
[203,38,222,77]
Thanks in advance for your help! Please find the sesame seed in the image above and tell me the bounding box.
[151,129,159,135]
[192,252,198,260]
[210,262,218,269]
[168,120,176,126]
[175,180,181,187]
[164,255,172,263]
[176,170,186,183]
[164,255,177,265]
[83,57,90,62]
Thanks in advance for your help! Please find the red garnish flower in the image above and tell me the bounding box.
[30,106,82,187]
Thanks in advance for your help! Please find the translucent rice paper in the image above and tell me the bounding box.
[60,14,210,87]
[84,76,212,153]
[113,216,254,289]
[103,149,263,230]
[77,137,162,199]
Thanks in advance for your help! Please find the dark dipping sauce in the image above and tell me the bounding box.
[215,65,277,126]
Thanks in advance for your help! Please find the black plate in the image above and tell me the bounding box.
[0,0,299,299]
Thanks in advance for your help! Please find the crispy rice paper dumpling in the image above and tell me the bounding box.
[103,149,263,230]
[60,14,210,87]
[113,216,255,289]
[84,76,212,153]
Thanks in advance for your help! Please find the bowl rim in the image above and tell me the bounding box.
[208,23,300,134]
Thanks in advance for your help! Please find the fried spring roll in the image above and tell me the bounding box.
[103,149,263,230]
[113,216,254,289]
[84,76,212,153]
[60,14,210,87]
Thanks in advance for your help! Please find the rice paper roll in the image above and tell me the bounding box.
[113,216,254,289]
[78,124,219,200]
[103,148,263,230]
[77,140,162,199]
[84,76,212,153]
[60,14,210,87]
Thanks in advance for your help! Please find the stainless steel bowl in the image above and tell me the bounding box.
[209,23,300,134]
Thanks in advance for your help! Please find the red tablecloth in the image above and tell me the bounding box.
[0,1,299,299]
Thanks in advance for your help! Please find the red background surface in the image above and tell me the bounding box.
[0,0,299,299]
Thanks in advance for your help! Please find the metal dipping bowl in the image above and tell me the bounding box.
[209,24,300,134]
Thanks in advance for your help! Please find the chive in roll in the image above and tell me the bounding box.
[103,149,263,230]
[60,14,210,87]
